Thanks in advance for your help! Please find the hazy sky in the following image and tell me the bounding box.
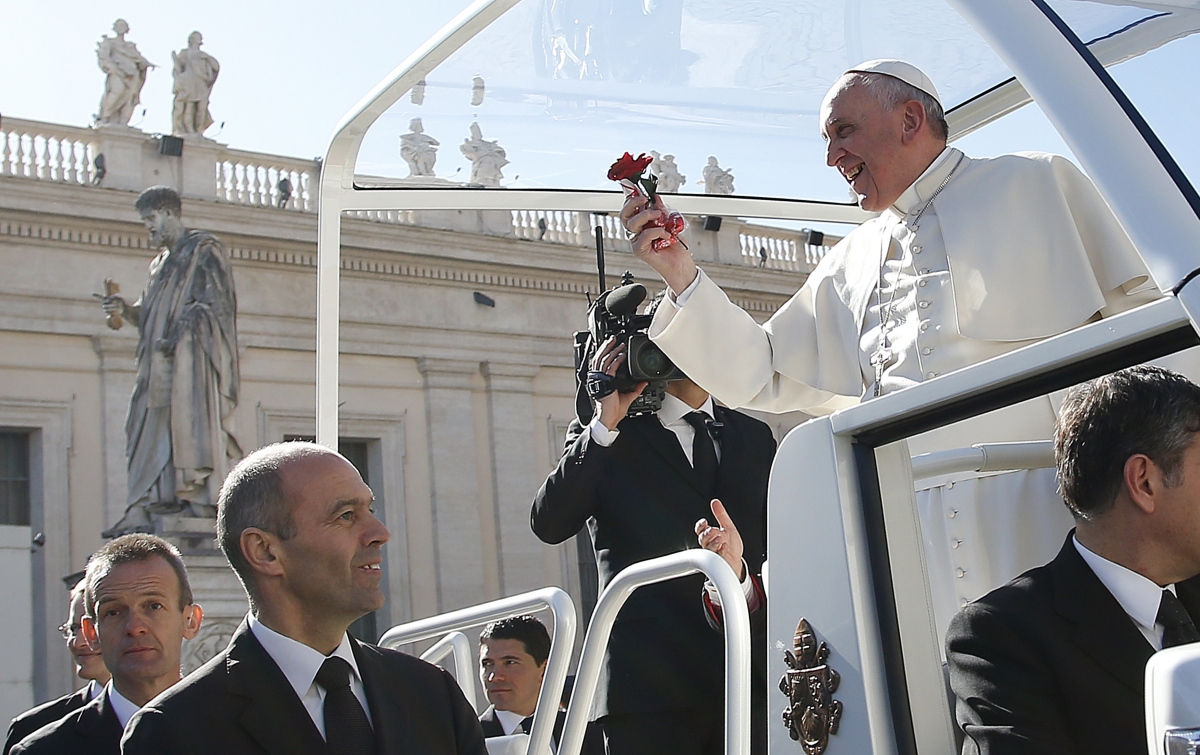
[1,1,1196,197]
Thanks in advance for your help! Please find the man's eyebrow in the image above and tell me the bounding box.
[326,495,374,515]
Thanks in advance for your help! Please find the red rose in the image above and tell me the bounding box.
[608,152,654,182]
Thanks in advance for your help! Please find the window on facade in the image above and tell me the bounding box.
[0,432,31,526]
[283,435,379,642]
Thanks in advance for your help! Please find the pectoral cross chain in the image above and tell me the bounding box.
[870,345,895,398]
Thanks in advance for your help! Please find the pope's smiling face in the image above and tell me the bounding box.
[821,79,912,212]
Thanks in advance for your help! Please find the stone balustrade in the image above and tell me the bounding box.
[1,116,833,274]
[215,147,317,212]
[1,118,100,186]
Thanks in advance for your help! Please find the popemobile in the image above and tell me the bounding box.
[316,1,1200,754]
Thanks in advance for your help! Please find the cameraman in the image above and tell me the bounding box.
[531,335,774,755]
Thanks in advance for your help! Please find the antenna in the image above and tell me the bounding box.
[594,213,607,292]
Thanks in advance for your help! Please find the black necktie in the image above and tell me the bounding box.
[684,412,718,497]
[1157,589,1200,648]
[519,715,534,734]
[315,656,377,755]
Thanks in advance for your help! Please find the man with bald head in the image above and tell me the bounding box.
[122,441,487,755]
[623,60,1161,638]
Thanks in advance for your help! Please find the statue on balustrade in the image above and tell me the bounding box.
[400,118,439,177]
[96,19,155,127]
[650,150,686,194]
[171,31,220,136]
[460,122,508,187]
[99,186,242,537]
[701,156,735,195]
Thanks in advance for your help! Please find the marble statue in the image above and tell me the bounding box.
[100,186,241,537]
[96,19,154,127]
[472,75,486,106]
[701,156,735,195]
[650,151,686,194]
[411,78,426,105]
[460,123,508,187]
[400,118,439,177]
[171,31,220,136]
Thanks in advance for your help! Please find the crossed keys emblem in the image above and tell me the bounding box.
[779,618,843,754]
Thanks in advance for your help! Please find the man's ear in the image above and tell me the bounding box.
[183,604,203,640]
[1123,454,1157,515]
[240,527,285,578]
[80,615,99,650]
[899,100,927,144]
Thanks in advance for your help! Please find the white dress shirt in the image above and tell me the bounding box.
[107,682,141,728]
[1073,536,1171,650]
[494,708,529,736]
[249,613,373,738]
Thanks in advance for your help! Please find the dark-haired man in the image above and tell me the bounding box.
[11,534,202,755]
[122,441,487,755]
[532,336,774,755]
[947,366,1200,754]
[478,616,552,738]
[99,184,240,537]
[4,583,113,755]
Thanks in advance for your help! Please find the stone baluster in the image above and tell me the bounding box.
[66,140,79,184]
[1,132,11,176]
[52,139,66,182]
[15,133,28,178]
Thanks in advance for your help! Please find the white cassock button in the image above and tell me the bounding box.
[919,322,929,332]
[918,280,927,287]
[956,568,967,578]
[927,371,938,378]
[922,347,933,356]
[918,301,930,309]
[919,268,931,275]
[949,508,958,518]
[952,539,962,549]
[913,245,923,254]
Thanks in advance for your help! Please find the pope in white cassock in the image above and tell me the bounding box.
[623,60,1164,645]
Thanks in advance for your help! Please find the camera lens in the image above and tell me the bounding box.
[628,335,675,380]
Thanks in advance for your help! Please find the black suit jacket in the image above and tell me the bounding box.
[947,534,1200,754]
[5,685,95,755]
[10,694,121,755]
[121,621,487,755]
[478,705,603,755]
[531,407,774,717]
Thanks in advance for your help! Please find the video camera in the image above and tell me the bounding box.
[574,270,686,421]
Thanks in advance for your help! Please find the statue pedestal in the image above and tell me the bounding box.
[155,516,249,674]
[90,125,222,201]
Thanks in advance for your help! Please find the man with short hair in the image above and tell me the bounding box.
[947,366,1200,754]
[477,616,553,739]
[11,534,202,755]
[623,59,1160,640]
[4,583,112,755]
[122,441,487,755]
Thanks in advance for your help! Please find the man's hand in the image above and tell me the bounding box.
[591,336,647,431]
[619,189,698,296]
[101,294,127,318]
[695,499,744,580]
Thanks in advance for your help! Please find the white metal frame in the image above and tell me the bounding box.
[418,631,478,711]
[379,587,576,755]
[323,1,1200,753]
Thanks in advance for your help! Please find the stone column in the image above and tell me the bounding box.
[92,334,136,529]
[481,362,544,596]
[418,358,487,612]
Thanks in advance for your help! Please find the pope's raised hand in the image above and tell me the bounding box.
[619,184,698,296]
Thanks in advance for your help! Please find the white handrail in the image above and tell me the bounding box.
[379,587,576,755]
[419,631,478,712]
[910,440,1055,482]
[557,550,751,755]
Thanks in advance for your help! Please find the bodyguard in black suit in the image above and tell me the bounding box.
[947,366,1200,754]
[5,584,111,755]
[12,533,203,755]
[123,442,487,755]
[532,338,774,755]
[9,695,121,755]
